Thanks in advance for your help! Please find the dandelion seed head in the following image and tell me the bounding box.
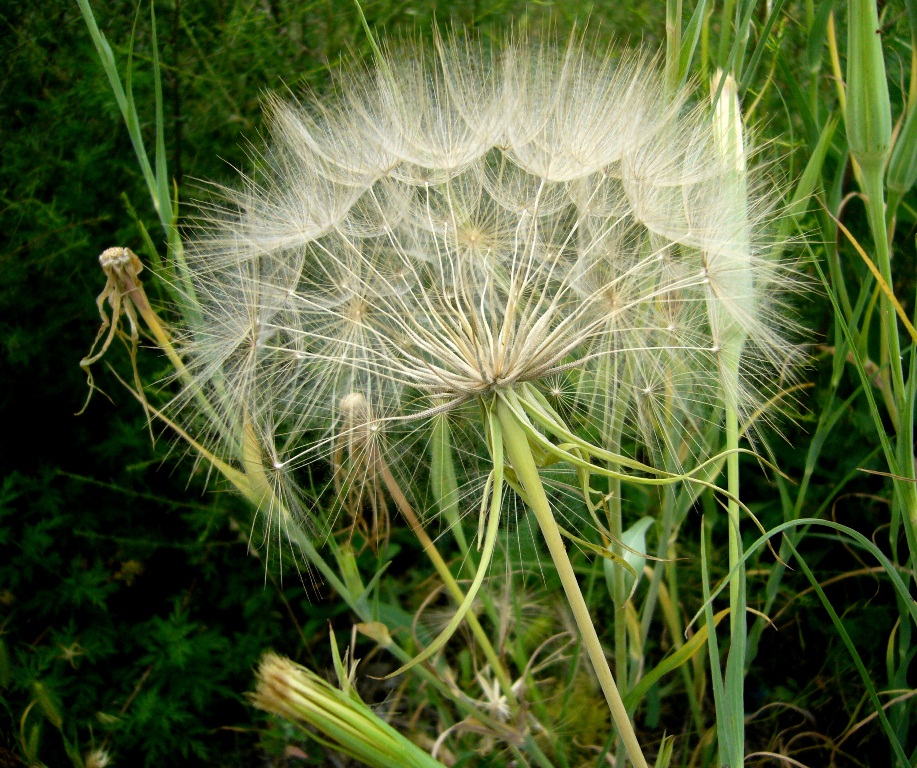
[173,30,806,532]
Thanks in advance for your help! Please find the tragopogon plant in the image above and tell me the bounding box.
[89,30,803,767]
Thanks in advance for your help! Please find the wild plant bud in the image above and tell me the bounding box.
[846,0,892,175]
[252,653,445,768]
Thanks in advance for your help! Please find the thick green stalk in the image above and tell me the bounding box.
[860,170,917,565]
[495,396,648,768]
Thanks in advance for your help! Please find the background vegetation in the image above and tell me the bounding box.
[1,1,914,766]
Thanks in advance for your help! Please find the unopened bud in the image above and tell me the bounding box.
[845,0,892,176]
[252,653,446,768]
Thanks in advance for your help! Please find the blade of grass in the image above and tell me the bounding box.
[691,518,917,634]
[775,115,838,256]
[77,0,159,226]
[814,254,917,579]
[738,0,787,97]
[150,2,169,221]
[783,535,911,766]
[678,0,709,90]
[623,608,730,713]
[805,0,836,75]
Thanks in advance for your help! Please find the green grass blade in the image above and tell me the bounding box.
[700,519,735,766]
[775,116,838,254]
[738,0,787,96]
[906,0,917,41]
[813,257,899,475]
[150,1,171,229]
[805,0,836,74]
[76,0,158,216]
[676,0,708,90]
[692,518,917,631]
[623,608,729,712]
[775,55,819,147]
[711,0,756,101]
[784,535,911,766]
[430,415,468,554]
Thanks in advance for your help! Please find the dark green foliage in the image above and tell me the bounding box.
[0,462,304,765]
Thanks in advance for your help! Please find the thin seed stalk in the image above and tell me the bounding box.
[609,477,628,680]
[376,460,519,710]
[723,399,746,766]
[495,395,648,768]
[607,476,628,768]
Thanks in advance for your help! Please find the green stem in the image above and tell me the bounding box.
[521,734,558,768]
[609,477,628,681]
[495,395,649,768]
[607,476,628,768]
[722,400,746,766]
[861,170,917,570]
[862,171,905,414]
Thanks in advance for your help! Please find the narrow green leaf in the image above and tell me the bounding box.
[624,608,730,712]
[150,1,171,225]
[653,735,676,768]
[775,115,838,256]
[739,0,787,96]
[699,521,733,766]
[383,418,504,680]
[76,0,157,213]
[776,55,819,146]
[813,257,901,479]
[785,537,911,766]
[678,0,709,90]
[888,94,917,196]
[430,415,467,553]
[806,0,837,74]
[604,517,654,605]
[907,0,917,43]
